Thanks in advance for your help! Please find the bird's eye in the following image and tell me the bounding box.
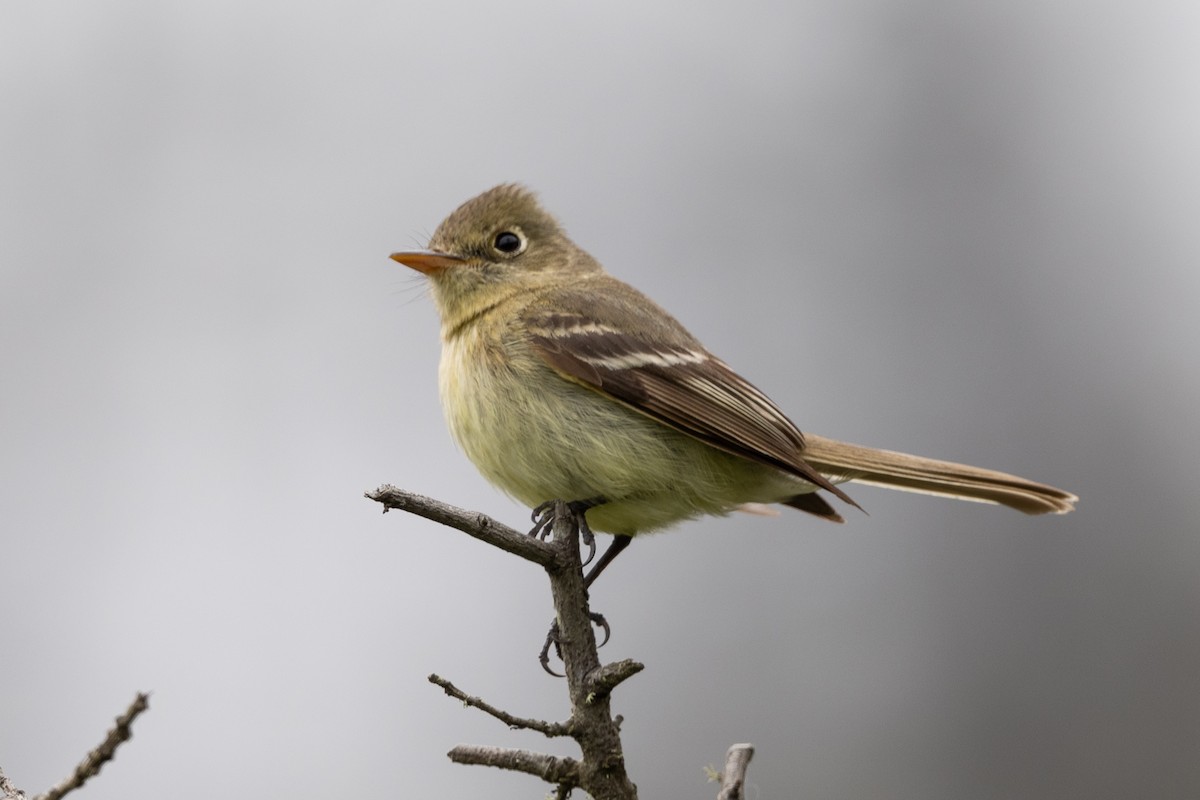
[493,230,526,255]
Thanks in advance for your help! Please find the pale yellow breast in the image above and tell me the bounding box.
[435,320,804,535]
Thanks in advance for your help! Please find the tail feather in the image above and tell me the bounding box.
[801,434,1077,515]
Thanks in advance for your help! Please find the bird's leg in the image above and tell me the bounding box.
[583,533,631,589]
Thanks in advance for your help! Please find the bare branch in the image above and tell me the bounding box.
[33,693,150,800]
[428,674,572,737]
[586,659,645,698]
[715,743,755,800]
[447,745,579,785]
[366,485,555,567]
[371,492,642,798]
[541,503,638,799]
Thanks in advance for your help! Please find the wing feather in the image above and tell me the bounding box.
[523,300,858,509]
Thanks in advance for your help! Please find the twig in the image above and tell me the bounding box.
[586,659,645,698]
[428,674,572,737]
[447,745,580,785]
[33,693,150,800]
[716,743,755,800]
[366,485,555,566]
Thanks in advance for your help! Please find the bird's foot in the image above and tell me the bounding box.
[539,613,612,677]
[528,497,604,566]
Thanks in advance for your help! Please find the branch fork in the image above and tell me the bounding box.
[368,485,756,799]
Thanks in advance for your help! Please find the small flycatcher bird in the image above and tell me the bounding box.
[392,184,1076,581]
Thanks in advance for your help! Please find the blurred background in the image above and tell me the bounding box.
[2,1,1197,798]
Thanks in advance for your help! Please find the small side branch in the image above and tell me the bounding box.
[366,485,554,566]
[715,743,755,800]
[429,674,572,737]
[587,659,645,698]
[30,693,150,800]
[448,745,580,785]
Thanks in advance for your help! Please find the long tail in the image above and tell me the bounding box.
[801,434,1077,515]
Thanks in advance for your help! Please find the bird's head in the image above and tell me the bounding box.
[391,184,601,328]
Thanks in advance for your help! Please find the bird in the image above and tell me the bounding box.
[391,184,1076,586]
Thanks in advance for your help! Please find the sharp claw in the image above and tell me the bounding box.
[528,501,556,540]
[529,498,605,549]
[538,611,611,674]
[591,612,611,648]
[539,651,565,678]
[531,500,552,523]
[567,501,598,566]
[539,621,566,678]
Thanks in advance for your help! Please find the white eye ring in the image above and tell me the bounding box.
[492,227,527,256]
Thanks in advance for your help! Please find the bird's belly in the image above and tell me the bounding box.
[438,333,800,535]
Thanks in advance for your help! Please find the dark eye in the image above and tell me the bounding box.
[493,230,524,254]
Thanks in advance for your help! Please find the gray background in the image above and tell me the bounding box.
[3,1,1197,798]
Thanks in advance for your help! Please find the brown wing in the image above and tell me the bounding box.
[522,300,859,510]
